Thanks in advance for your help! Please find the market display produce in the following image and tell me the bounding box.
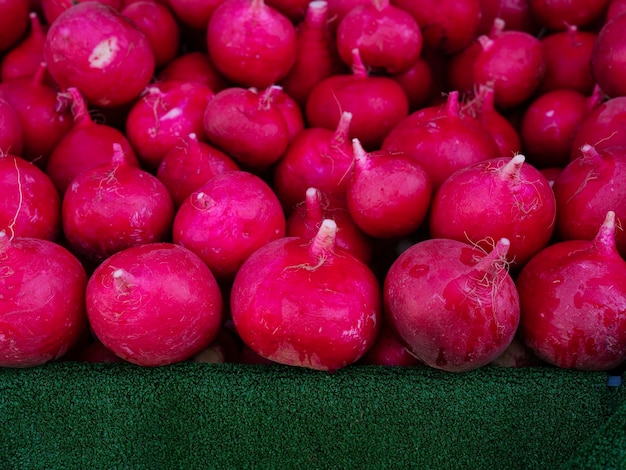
[1,0,625,373]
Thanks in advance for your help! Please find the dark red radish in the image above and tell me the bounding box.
[0,0,29,52]
[121,0,180,68]
[391,55,437,112]
[41,0,124,24]
[265,0,311,22]
[280,0,344,108]
[86,242,223,367]
[238,344,278,365]
[0,231,87,367]
[539,25,596,95]
[336,0,422,74]
[272,111,354,212]
[206,0,297,89]
[591,13,626,99]
[0,154,61,241]
[173,170,286,280]
[606,0,626,21]
[62,144,175,262]
[192,327,240,363]
[168,0,223,31]
[76,338,128,363]
[0,12,47,82]
[358,321,422,367]
[231,219,382,371]
[45,87,139,195]
[445,41,483,99]
[384,237,520,372]
[0,63,73,167]
[43,2,155,108]
[286,187,374,264]
[347,138,432,239]
[552,144,626,257]
[203,86,291,171]
[429,154,556,267]
[125,80,214,171]
[489,335,544,367]
[517,211,626,371]
[391,0,482,54]
[156,52,230,93]
[539,166,562,187]
[305,48,409,151]
[156,132,240,207]
[0,98,23,156]
[477,0,539,35]
[529,0,610,31]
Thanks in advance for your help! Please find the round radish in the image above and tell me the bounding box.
[0,0,29,52]
[570,96,626,160]
[86,242,223,367]
[168,0,223,31]
[156,52,231,93]
[0,12,47,82]
[265,0,311,22]
[0,97,23,156]
[517,211,626,370]
[231,219,382,371]
[477,0,539,35]
[591,13,626,98]
[358,321,422,367]
[41,0,124,24]
[489,335,544,367]
[0,231,87,367]
[529,0,610,31]
[384,237,520,372]
[391,55,437,112]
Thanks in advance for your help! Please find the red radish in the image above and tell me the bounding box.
[238,344,278,365]
[384,237,520,372]
[606,0,626,20]
[0,12,47,82]
[192,327,241,363]
[489,335,544,367]
[358,321,422,367]
[517,211,626,370]
[591,13,626,99]
[203,86,291,171]
[156,132,240,207]
[45,87,139,195]
[76,338,128,363]
[305,48,409,150]
[125,80,214,171]
[272,111,354,212]
[347,138,432,239]
[0,0,29,52]
[0,63,73,167]
[265,0,311,22]
[429,154,556,267]
[168,0,223,31]
[206,0,297,88]
[280,1,344,108]
[0,98,23,156]
[262,85,305,142]
[336,0,422,74]
[173,170,286,280]
[121,0,180,68]
[326,0,370,30]
[156,52,231,93]
[529,0,610,31]
[552,144,626,258]
[0,154,61,241]
[539,25,596,95]
[41,0,124,24]
[391,0,482,54]
[539,166,562,187]
[391,55,437,112]
[286,187,374,264]
[0,231,87,367]
[445,40,483,99]
[43,2,155,108]
[231,219,382,371]
[62,144,175,263]
[477,0,538,35]
[86,242,223,367]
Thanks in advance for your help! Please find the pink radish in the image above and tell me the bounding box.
[529,0,610,31]
[41,0,124,24]
[384,237,520,372]
[265,0,311,22]
[591,13,626,98]
[231,219,382,371]
[489,335,544,367]
[0,0,29,52]
[477,0,539,35]
[167,0,223,31]
[0,12,47,82]
[0,97,23,156]
[391,55,437,112]
[156,52,230,93]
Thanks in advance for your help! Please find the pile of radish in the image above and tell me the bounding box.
[2,0,626,374]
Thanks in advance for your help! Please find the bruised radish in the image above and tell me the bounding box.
[0,98,23,156]
[0,231,87,367]
[62,144,175,263]
[591,13,626,98]
[358,321,422,367]
[156,52,230,93]
[231,219,381,371]
[173,171,286,280]
[347,138,432,239]
[206,0,297,89]
[429,154,556,267]
[286,187,374,264]
[0,0,29,52]
[384,237,520,372]
[570,97,626,160]
[0,12,47,82]
[43,2,155,108]
[517,211,626,370]
[86,243,223,367]
[529,0,610,31]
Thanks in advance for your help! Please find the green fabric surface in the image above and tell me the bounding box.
[0,362,623,469]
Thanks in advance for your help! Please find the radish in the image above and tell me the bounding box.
[335,0,422,74]
[125,80,214,171]
[326,0,370,30]
[384,237,520,372]
[41,0,124,24]
[43,2,155,108]
[0,97,23,156]
[358,321,422,367]
[173,170,286,280]
[265,0,311,22]
[86,242,223,367]
[606,0,626,20]
[156,52,231,93]
[231,219,382,371]
[0,154,61,241]
[168,0,223,31]
[477,0,539,35]
[45,87,140,195]
[591,13,626,99]
[552,144,626,258]
[445,40,483,99]
[390,55,437,112]
[286,187,374,264]
[489,335,544,367]
[0,0,29,52]
[517,211,626,370]
[529,0,610,31]
[156,132,240,208]
[346,138,432,239]
[75,338,128,363]
[429,154,556,267]
[62,144,175,263]
[0,230,87,367]
[206,0,297,89]
[192,327,241,364]
[0,12,47,82]
[262,85,306,142]
[305,48,409,150]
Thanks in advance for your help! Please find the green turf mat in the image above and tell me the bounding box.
[0,362,623,469]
